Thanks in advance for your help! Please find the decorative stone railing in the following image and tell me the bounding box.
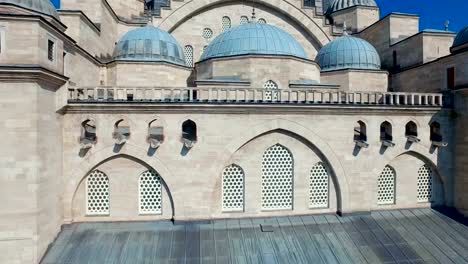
[68,87,445,107]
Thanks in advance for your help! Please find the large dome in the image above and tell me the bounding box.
[200,22,307,61]
[0,0,59,20]
[113,25,186,66]
[453,26,468,48]
[316,35,381,72]
[327,0,378,14]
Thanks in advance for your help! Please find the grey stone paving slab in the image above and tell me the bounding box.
[41,210,468,264]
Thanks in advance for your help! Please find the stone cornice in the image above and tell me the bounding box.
[61,103,445,116]
[0,65,68,87]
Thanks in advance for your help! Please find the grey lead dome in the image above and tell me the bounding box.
[0,0,60,20]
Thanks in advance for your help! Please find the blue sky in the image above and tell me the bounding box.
[49,0,466,32]
[376,0,466,32]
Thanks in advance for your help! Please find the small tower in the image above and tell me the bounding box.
[327,0,380,33]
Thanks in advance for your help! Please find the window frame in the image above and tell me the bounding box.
[46,34,58,63]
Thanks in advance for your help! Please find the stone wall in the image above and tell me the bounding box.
[0,82,62,264]
[196,56,321,88]
[106,62,192,87]
[321,69,388,92]
[358,13,419,70]
[61,108,450,223]
[392,51,468,93]
[454,90,468,215]
[167,1,327,64]
[0,20,64,75]
[331,6,379,33]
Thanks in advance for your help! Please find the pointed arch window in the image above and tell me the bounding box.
[380,121,395,147]
[139,170,162,214]
[263,80,279,101]
[113,119,130,145]
[184,45,194,67]
[430,121,447,147]
[354,121,368,148]
[405,121,420,143]
[240,16,249,25]
[222,164,244,212]
[222,16,231,31]
[86,170,109,215]
[261,144,293,210]
[378,166,396,205]
[80,119,97,149]
[182,120,197,148]
[417,165,434,203]
[309,162,329,208]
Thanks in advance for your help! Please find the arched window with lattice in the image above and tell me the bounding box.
[222,16,231,31]
[263,80,279,101]
[417,165,434,203]
[258,18,267,24]
[378,166,396,205]
[184,45,194,67]
[240,16,249,25]
[309,162,329,208]
[202,28,213,40]
[139,170,163,214]
[222,164,244,212]
[86,170,110,215]
[261,144,294,210]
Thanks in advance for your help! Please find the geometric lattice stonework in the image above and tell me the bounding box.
[309,162,329,208]
[86,170,110,216]
[258,18,267,24]
[184,45,194,67]
[261,144,293,210]
[222,164,244,212]
[263,80,279,101]
[417,165,433,203]
[240,16,249,25]
[139,170,162,215]
[378,165,395,205]
[202,28,213,39]
[222,16,231,31]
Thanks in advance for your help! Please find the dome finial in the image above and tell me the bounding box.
[251,0,256,22]
[445,20,450,31]
[343,21,348,35]
[147,15,154,27]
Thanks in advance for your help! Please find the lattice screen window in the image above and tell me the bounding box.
[202,28,213,39]
[222,164,244,212]
[86,170,110,215]
[378,166,395,205]
[309,162,329,208]
[240,16,249,25]
[263,80,279,100]
[261,144,294,210]
[222,16,231,31]
[417,165,433,202]
[184,45,194,67]
[258,18,267,24]
[139,170,163,214]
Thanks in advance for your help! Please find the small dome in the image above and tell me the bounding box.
[453,26,468,48]
[327,0,378,14]
[316,35,381,72]
[200,22,307,61]
[113,25,186,66]
[0,0,59,20]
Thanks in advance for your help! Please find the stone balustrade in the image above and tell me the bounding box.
[68,87,445,107]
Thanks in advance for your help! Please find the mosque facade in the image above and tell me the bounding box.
[0,0,467,263]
